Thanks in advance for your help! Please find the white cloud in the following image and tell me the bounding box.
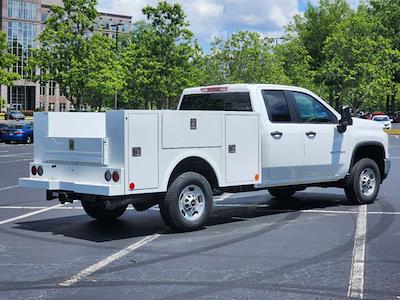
[97,0,357,49]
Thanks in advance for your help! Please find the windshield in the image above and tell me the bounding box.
[373,116,389,121]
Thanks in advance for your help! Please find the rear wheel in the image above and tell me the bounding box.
[160,172,213,232]
[81,201,127,221]
[344,158,381,204]
[268,187,296,199]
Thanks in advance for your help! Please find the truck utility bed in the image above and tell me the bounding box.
[19,111,261,196]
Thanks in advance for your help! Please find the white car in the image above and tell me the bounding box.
[372,115,392,129]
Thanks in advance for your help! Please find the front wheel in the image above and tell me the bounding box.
[159,172,213,232]
[344,158,381,204]
[82,201,127,221]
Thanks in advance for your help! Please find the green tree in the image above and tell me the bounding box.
[29,0,124,110]
[0,32,19,86]
[200,31,289,85]
[321,9,399,111]
[121,2,198,109]
[369,0,400,112]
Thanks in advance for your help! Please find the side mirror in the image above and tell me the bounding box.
[337,106,353,133]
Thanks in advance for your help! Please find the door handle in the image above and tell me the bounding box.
[270,131,283,138]
[305,131,317,137]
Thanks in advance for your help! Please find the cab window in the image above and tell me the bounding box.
[291,92,336,123]
[262,90,292,122]
[180,92,252,111]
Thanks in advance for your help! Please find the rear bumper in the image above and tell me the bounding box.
[1,134,26,142]
[19,178,122,196]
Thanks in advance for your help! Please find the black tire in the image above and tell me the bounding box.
[344,158,381,204]
[81,201,127,221]
[5,141,10,144]
[268,187,296,199]
[25,135,33,144]
[159,172,213,232]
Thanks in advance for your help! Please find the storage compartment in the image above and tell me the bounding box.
[127,113,159,190]
[225,114,260,183]
[162,112,223,149]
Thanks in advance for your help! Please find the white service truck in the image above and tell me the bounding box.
[19,84,391,231]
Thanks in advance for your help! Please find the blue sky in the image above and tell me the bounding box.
[98,0,359,51]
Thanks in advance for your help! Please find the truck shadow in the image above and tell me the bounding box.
[13,191,353,242]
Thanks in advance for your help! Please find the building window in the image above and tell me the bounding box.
[40,84,46,95]
[60,103,66,112]
[48,102,55,111]
[49,81,56,96]
[7,21,37,78]
[8,0,38,21]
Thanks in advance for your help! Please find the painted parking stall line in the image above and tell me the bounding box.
[347,205,367,299]
[58,233,161,287]
[0,185,19,192]
[0,203,68,225]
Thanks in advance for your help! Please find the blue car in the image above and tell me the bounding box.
[1,123,33,144]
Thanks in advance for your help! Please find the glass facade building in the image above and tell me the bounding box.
[0,0,132,112]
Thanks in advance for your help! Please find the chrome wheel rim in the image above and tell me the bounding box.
[359,167,376,197]
[178,185,205,222]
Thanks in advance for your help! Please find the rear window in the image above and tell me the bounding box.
[179,92,252,111]
[262,90,292,122]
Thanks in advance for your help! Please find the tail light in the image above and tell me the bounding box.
[31,166,37,175]
[15,131,23,134]
[104,170,112,181]
[112,171,120,182]
[37,166,43,176]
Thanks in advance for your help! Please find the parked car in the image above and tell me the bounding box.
[372,114,392,129]
[5,111,25,121]
[1,123,33,144]
[20,84,390,232]
[0,123,8,142]
[391,111,400,123]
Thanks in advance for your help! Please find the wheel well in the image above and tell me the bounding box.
[168,157,219,189]
[352,144,385,180]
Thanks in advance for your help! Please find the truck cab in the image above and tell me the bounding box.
[19,84,390,232]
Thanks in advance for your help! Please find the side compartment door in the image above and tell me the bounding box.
[262,90,304,183]
[225,114,260,184]
[128,113,159,190]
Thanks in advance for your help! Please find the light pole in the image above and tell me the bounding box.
[110,23,124,110]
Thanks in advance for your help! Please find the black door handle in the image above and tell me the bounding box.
[270,131,283,138]
[306,131,317,136]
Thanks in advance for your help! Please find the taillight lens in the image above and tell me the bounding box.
[31,166,37,175]
[37,166,43,176]
[112,171,120,182]
[15,131,23,134]
[104,170,112,181]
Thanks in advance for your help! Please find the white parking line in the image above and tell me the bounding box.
[0,158,32,164]
[0,203,66,225]
[347,205,367,299]
[1,205,399,216]
[0,152,32,158]
[214,193,233,202]
[0,185,18,192]
[58,233,161,287]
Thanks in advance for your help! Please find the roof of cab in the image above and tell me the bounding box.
[182,84,312,95]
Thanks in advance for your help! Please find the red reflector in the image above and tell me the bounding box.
[112,171,120,182]
[129,182,135,190]
[200,86,228,93]
[31,166,37,175]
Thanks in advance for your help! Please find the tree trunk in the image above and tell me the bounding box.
[386,94,390,113]
[391,92,396,113]
[329,88,334,107]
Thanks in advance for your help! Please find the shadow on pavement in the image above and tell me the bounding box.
[13,191,352,242]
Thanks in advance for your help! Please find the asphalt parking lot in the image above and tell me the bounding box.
[0,131,399,299]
